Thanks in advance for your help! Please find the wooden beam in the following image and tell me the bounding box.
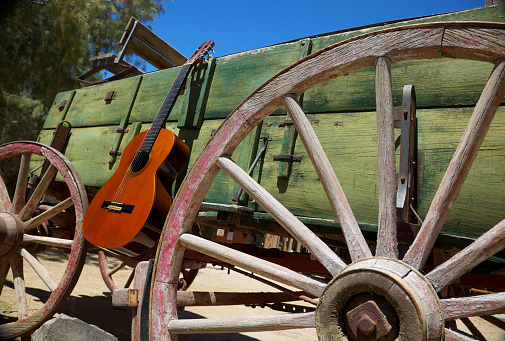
[23,197,73,232]
[11,153,31,214]
[179,233,325,297]
[216,156,346,276]
[374,56,398,259]
[283,94,371,262]
[441,292,505,319]
[168,312,315,334]
[20,247,57,291]
[404,59,505,270]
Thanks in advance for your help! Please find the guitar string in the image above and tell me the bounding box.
[109,82,178,206]
[103,53,207,207]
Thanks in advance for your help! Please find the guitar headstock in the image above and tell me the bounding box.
[186,40,215,65]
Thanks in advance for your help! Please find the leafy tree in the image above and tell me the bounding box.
[0,0,167,189]
[0,0,167,142]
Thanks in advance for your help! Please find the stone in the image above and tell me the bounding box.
[32,314,117,341]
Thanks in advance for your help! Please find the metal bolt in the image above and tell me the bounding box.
[356,314,377,336]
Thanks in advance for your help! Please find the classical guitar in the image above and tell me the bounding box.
[83,41,215,258]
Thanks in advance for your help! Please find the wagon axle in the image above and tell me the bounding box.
[0,213,23,257]
[316,258,443,340]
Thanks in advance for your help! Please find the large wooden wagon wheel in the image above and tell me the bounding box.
[150,22,505,340]
[0,141,88,339]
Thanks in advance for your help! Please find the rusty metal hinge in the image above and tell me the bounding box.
[105,90,117,101]
[58,100,68,110]
[273,154,302,163]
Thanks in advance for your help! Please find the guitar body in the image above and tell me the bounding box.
[83,129,188,258]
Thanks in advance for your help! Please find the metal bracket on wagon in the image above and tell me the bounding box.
[394,85,417,224]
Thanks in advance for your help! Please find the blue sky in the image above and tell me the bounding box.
[147,0,482,69]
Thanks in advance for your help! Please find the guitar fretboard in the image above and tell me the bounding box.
[139,63,192,154]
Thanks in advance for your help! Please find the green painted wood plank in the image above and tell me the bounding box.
[205,106,505,241]
[43,6,505,130]
[203,41,302,119]
[43,91,75,129]
[128,67,185,124]
[61,77,142,127]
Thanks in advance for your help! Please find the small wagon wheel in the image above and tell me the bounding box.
[0,141,88,339]
[98,224,201,292]
[151,22,505,340]
[98,250,139,292]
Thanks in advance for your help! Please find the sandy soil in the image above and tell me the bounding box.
[1,248,505,340]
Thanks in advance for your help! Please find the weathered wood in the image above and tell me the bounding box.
[168,312,315,334]
[374,56,398,259]
[18,164,58,221]
[0,258,10,296]
[441,292,505,320]
[486,0,505,5]
[179,233,325,297]
[283,94,371,262]
[0,141,89,339]
[427,219,505,292]
[176,291,306,307]
[216,156,346,275]
[23,197,73,232]
[0,168,11,213]
[131,261,149,341]
[10,153,31,214]
[22,234,73,248]
[112,288,138,307]
[20,247,57,291]
[10,253,28,320]
[404,59,505,270]
[151,24,505,339]
[445,328,480,341]
[118,18,187,68]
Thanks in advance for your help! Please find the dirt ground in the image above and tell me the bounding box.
[1,248,505,340]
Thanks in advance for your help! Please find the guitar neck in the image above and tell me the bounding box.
[139,63,192,153]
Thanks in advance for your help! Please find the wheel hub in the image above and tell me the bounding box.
[0,212,24,257]
[316,258,444,341]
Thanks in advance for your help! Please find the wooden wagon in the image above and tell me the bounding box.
[1,3,505,340]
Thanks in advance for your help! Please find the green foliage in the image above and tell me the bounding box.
[0,0,167,144]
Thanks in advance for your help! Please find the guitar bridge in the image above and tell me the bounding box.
[101,200,135,214]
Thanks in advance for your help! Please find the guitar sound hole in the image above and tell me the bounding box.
[131,150,150,173]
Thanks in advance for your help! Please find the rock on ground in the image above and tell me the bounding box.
[32,313,117,341]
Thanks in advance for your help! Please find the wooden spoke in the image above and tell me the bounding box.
[460,318,487,340]
[0,169,12,213]
[176,291,311,307]
[445,327,482,341]
[0,258,10,296]
[427,219,505,292]
[441,292,505,320]
[23,234,73,248]
[10,253,28,320]
[18,164,58,221]
[108,263,126,277]
[404,60,505,270]
[179,233,326,297]
[216,156,346,276]
[283,94,371,262]
[23,197,74,232]
[11,153,31,214]
[374,57,398,259]
[168,311,315,334]
[20,247,57,291]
